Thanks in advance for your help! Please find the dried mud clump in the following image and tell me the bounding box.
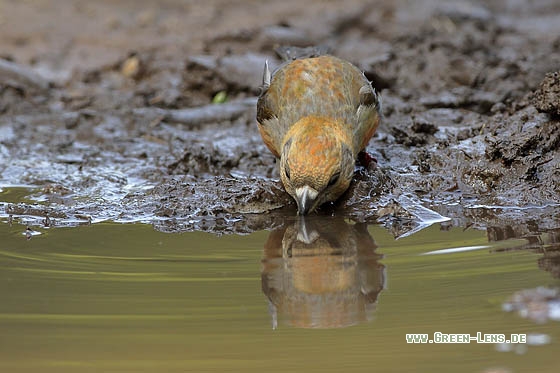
[532,72,560,117]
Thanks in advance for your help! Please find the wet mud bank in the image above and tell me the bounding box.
[0,0,559,236]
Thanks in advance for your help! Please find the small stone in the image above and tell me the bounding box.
[121,56,141,79]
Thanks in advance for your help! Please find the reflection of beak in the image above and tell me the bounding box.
[296,216,320,244]
[295,186,319,215]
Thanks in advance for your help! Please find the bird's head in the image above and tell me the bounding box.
[280,116,355,215]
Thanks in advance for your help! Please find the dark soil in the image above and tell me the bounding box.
[0,0,559,236]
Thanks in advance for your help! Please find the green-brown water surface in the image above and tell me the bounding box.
[1,219,558,372]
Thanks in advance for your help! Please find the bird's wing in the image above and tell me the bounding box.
[257,61,285,157]
[353,74,381,152]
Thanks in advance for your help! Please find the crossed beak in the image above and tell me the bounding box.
[295,185,319,215]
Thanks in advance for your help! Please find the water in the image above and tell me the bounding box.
[1,211,559,372]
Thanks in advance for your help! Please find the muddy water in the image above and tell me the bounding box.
[1,212,559,372]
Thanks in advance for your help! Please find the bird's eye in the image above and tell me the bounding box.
[285,164,291,180]
[328,172,340,187]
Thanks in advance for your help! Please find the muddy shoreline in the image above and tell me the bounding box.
[0,0,559,236]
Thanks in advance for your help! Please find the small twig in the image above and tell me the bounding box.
[133,97,257,126]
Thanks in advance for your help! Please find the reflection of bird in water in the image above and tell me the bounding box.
[261,217,385,329]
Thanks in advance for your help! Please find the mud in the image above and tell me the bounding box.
[0,0,559,235]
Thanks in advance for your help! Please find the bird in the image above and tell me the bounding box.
[257,47,381,215]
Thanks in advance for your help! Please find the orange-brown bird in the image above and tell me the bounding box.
[257,47,381,215]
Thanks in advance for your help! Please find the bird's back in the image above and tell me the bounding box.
[257,53,379,156]
[271,55,365,124]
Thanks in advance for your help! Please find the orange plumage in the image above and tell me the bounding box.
[257,48,381,214]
